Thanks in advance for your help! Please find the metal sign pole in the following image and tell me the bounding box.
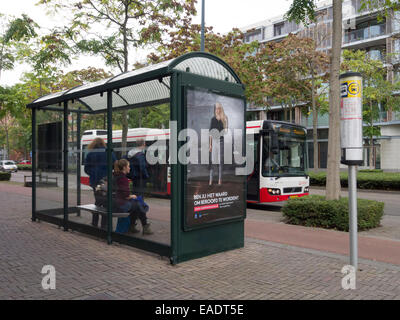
[348,165,358,269]
[340,71,363,270]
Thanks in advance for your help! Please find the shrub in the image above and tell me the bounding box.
[308,171,400,190]
[282,195,384,231]
[0,172,11,181]
[17,164,32,171]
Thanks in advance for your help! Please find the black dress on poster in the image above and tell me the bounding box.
[209,105,226,186]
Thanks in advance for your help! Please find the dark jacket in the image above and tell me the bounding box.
[114,173,130,207]
[114,173,149,214]
[84,147,117,187]
[127,151,149,180]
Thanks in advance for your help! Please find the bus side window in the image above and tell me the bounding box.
[246,134,258,173]
[82,145,88,165]
[112,142,122,159]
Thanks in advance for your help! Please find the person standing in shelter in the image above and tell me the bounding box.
[127,139,149,197]
[209,102,228,186]
[84,137,116,228]
[114,159,153,235]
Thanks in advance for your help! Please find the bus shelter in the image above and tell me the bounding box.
[27,52,247,264]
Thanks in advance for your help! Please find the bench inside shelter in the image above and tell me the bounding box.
[77,204,130,218]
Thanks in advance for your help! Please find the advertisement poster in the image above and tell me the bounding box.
[185,87,246,228]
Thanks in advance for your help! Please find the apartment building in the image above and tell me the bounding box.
[242,0,400,170]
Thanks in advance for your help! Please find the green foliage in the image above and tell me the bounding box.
[359,0,400,21]
[4,14,38,43]
[0,13,38,77]
[29,31,73,72]
[0,172,11,181]
[286,0,317,26]
[38,0,197,72]
[0,85,32,158]
[309,171,400,190]
[263,34,329,121]
[341,49,400,140]
[282,195,384,231]
[149,25,261,106]
[359,169,383,173]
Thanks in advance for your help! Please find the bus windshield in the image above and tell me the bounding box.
[262,128,307,177]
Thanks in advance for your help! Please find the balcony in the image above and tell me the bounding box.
[301,111,400,129]
[301,113,329,128]
[366,111,400,123]
[344,24,386,44]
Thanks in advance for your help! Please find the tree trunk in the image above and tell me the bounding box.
[121,8,129,157]
[312,76,319,172]
[325,0,342,200]
[0,43,5,82]
[369,138,374,169]
[369,101,374,169]
[5,122,10,160]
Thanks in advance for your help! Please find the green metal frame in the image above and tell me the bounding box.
[29,52,246,264]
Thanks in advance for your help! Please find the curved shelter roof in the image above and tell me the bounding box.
[27,52,242,112]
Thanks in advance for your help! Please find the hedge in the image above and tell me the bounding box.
[309,171,400,190]
[0,172,11,181]
[17,164,32,171]
[282,195,384,231]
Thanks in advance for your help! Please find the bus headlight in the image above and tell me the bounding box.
[304,186,309,193]
[268,188,281,195]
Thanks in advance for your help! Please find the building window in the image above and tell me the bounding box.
[245,29,262,43]
[274,23,284,37]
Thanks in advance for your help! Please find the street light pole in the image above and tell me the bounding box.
[201,0,205,52]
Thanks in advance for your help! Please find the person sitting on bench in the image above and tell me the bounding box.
[84,137,116,228]
[113,159,153,235]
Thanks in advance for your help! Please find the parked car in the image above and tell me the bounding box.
[0,160,18,172]
[19,160,31,165]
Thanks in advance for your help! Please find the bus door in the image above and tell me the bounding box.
[247,134,260,201]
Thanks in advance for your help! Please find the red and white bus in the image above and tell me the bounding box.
[246,120,309,203]
[80,120,309,203]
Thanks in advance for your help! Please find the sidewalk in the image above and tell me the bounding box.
[0,181,400,299]
[245,219,400,265]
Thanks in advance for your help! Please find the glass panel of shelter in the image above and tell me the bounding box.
[110,105,171,245]
[35,109,64,220]
[66,101,171,246]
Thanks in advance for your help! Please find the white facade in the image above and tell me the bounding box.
[380,124,400,170]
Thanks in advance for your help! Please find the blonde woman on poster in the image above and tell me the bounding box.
[209,102,228,185]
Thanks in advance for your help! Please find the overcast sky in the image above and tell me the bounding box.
[0,0,293,86]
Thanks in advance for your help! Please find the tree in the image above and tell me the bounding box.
[0,85,30,159]
[295,37,330,172]
[149,22,262,107]
[341,49,400,168]
[0,14,38,81]
[254,35,311,123]
[38,0,197,155]
[54,67,114,140]
[360,0,400,19]
[287,0,342,200]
